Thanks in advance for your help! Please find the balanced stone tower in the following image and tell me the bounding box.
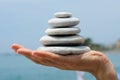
[39,12,91,55]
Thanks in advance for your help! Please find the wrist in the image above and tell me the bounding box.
[95,60,118,80]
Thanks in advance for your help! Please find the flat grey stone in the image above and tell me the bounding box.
[38,46,91,55]
[45,27,80,35]
[40,35,84,46]
[48,18,80,27]
[54,12,72,18]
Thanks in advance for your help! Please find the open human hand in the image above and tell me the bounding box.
[11,43,117,80]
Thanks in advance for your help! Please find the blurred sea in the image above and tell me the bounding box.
[0,51,120,80]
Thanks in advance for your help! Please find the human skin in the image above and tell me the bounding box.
[11,44,118,80]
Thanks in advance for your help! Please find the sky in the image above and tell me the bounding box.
[0,0,120,53]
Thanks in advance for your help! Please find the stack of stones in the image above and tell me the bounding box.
[39,12,91,55]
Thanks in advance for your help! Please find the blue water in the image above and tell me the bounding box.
[0,51,120,80]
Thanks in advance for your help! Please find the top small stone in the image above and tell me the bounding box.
[54,12,72,18]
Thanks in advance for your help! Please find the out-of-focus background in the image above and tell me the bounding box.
[0,0,120,80]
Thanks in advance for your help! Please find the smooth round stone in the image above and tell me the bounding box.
[45,27,80,36]
[54,12,72,18]
[40,35,84,46]
[48,18,80,27]
[38,46,91,55]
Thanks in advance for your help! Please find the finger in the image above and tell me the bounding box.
[33,50,70,66]
[32,50,88,70]
[33,50,79,68]
[33,50,63,62]
[11,44,36,61]
[17,48,33,57]
[16,48,43,64]
[11,44,24,52]
[16,48,44,64]
[31,55,55,66]
[32,54,67,69]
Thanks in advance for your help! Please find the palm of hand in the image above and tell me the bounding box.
[11,44,108,75]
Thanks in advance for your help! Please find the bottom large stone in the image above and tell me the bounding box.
[38,46,91,55]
